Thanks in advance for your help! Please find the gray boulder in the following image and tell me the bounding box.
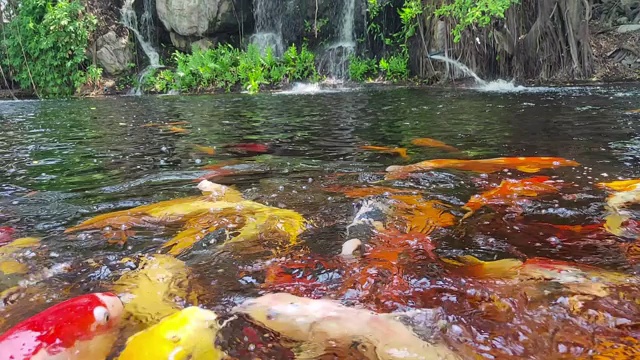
[157,0,247,37]
[94,31,133,75]
[617,24,640,33]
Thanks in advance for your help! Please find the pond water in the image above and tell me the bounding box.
[2,84,640,358]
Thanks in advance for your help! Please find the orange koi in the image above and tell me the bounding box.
[386,157,580,179]
[410,138,460,152]
[193,144,216,155]
[360,145,408,159]
[167,126,189,134]
[463,176,560,217]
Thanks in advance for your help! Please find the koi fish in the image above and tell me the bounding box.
[118,307,224,360]
[463,176,560,218]
[223,143,270,154]
[0,292,123,360]
[234,293,461,360]
[597,179,640,237]
[386,157,580,179]
[443,255,637,297]
[0,227,14,246]
[166,126,189,134]
[361,145,409,159]
[410,138,460,152]
[193,144,216,155]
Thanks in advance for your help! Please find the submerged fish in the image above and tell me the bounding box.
[463,176,560,218]
[598,179,640,237]
[386,157,580,179]
[234,293,460,360]
[410,138,460,152]
[361,145,409,159]
[0,292,123,360]
[112,254,198,327]
[118,306,224,360]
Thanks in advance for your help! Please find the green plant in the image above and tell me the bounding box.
[348,56,378,81]
[2,0,96,97]
[283,44,318,81]
[86,65,103,88]
[435,0,519,43]
[379,53,409,81]
[396,0,423,48]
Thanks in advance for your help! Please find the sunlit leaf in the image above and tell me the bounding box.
[386,157,580,179]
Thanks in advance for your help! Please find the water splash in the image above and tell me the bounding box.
[121,0,160,95]
[251,0,287,56]
[320,0,356,79]
[429,55,486,85]
[276,82,353,95]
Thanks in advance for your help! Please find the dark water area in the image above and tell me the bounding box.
[2,84,640,358]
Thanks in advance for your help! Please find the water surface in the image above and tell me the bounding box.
[2,84,640,358]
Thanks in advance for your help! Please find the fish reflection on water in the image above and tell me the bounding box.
[1,87,640,359]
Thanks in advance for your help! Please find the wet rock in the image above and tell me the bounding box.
[156,0,250,37]
[94,31,134,75]
[169,32,218,52]
[617,24,640,33]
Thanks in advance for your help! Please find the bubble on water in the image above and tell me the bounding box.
[308,177,313,183]
[195,159,202,164]
[248,344,256,351]
[278,185,285,192]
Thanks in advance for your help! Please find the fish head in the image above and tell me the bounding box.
[57,292,124,342]
[119,306,222,360]
[0,292,124,359]
[234,293,323,341]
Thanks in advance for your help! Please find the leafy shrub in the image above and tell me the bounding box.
[145,43,319,94]
[348,56,378,81]
[435,0,519,43]
[86,65,103,88]
[379,53,409,81]
[2,0,96,97]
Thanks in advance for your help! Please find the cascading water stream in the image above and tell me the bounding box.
[251,0,286,56]
[121,0,160,94]
[428,55,486,85]
[321,0,356,79]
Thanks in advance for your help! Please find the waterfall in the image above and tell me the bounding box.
[321,0,356,79]
[121,0,159,67]
[428,55,486,85]
[121,0,160,94]
[251,0,286,56]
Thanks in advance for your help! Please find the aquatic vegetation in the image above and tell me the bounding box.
[360,145,409,158]
[0,293,123,359]
[463,176,561,218]
[386,157,580,179]
[111,255,198,327]
[66,181,307,255]
[411,138,460,152]
[234,293,460,360]
[118,307,224,360]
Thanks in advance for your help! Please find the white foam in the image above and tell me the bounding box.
[473,79,556,93]
[276,82,352,95]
